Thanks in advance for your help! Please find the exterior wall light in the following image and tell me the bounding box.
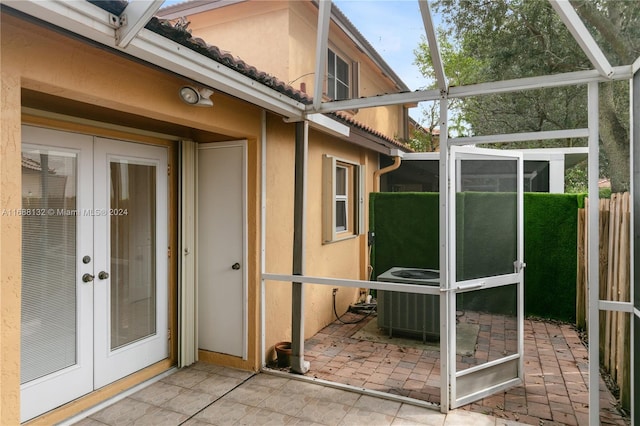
[179,86,214,107]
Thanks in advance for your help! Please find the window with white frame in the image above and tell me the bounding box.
[335,164,348,231]
[328,49,350,100]
[323,155,364,243]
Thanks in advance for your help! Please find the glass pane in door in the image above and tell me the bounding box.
[21,149,77,383]
[110,161,156,349]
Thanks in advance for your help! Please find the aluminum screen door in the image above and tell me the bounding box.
[447,146,525,408]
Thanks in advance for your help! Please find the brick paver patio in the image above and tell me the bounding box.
[302,313,630,425]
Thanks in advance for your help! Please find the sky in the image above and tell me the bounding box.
[333,1,429,92]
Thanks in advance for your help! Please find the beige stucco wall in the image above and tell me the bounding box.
[187,2,291,84]
[2,7,384,422]
[263,116,375,358]
[0,12,265,422]
[0,22,23,425]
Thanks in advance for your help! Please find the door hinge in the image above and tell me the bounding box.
[168,165,171,176]
[168,247,171,258]
[167,328,171,341]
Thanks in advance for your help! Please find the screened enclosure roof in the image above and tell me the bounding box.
[4,0,639,136]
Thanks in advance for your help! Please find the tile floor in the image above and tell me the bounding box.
[71,314,630,426]
[72,363,521,425]
[303,313,630,425]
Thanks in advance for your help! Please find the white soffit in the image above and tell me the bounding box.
[305,113,350,138]
[4,0,117,44]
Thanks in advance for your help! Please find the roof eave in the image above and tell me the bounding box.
[3,0,306,120]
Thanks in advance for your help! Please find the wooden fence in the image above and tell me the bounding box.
[576,192,630,409]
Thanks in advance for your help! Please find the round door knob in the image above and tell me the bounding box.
[232,263,241,270]
[98,271,109,280]
[82,273,95,283]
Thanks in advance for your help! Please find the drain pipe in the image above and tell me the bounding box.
[367,149,403,297]
[373,149,404,192]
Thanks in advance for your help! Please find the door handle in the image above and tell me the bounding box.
[232,263,241,270]
[98,271,110,280]
[82,273,95,283]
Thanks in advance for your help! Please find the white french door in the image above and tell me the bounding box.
[447,146,525,408]
[20,126,168,422]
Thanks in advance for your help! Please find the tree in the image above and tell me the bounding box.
[415,0,639,192]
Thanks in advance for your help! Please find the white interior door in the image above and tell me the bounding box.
[447,146,525,408]
[20,126,168,421]
[197,141,247,358]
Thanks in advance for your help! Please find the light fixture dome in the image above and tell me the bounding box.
[179,86,214,107]
[179,86,199,105]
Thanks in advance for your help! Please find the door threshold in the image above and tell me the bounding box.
[57,367,178,426]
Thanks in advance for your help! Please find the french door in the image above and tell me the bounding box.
[20,126,168,422]
[447,146,525,408]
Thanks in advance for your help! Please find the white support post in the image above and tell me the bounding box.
[631,67,639,426]
[260,110,267,368]
[587,81,600,425]
[313,0,332,112]
[291,121,310,374]
[438,94,450,413]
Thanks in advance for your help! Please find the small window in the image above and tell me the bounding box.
[328,49,350,100]
[323,155,364,243]
[335,165,348,231]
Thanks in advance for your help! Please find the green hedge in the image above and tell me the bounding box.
[370,192,584,322]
